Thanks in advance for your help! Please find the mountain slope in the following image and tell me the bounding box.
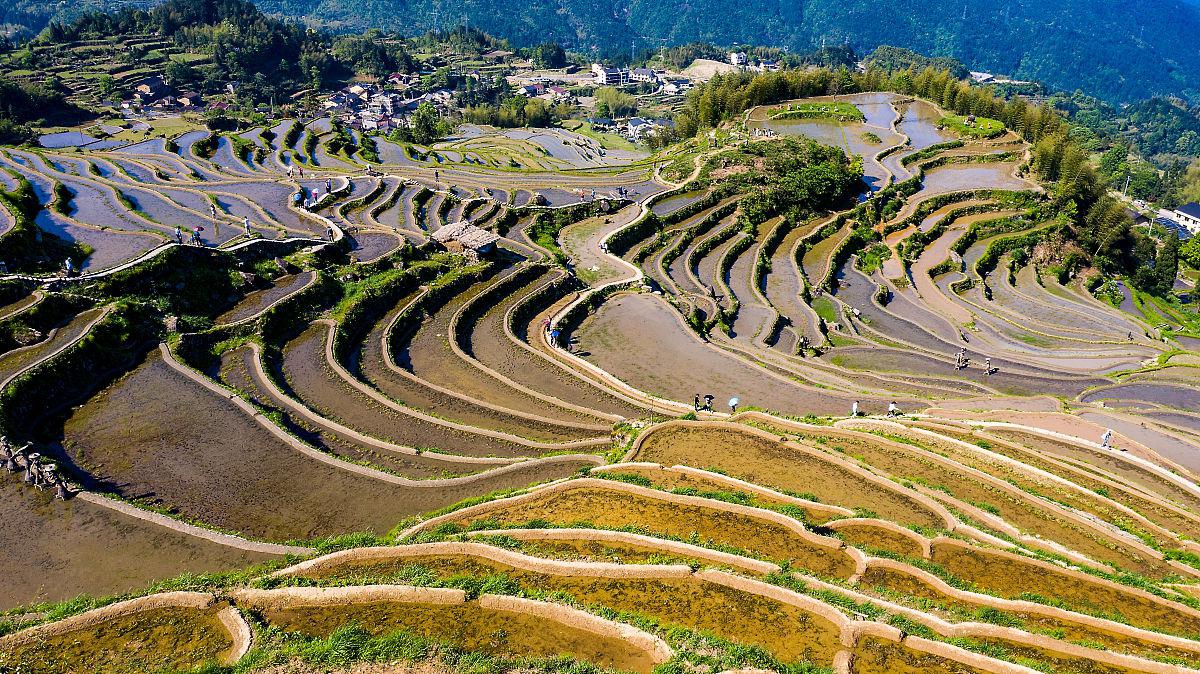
[261,0,1200,104]
[5,0,1200,104]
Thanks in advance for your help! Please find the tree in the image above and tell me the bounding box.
[1181,235,1200,270]
[1153,233,1180,295]
[410,102,441,146]
[595,86,637,118]
[96,74,119,100]
[531,42,566,69]
[165,59,199,87]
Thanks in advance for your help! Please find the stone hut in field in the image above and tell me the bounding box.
[431,221,500,262]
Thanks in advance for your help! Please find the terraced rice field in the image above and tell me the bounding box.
[3,94,1200,674]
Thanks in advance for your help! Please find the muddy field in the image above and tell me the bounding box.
[631,424,946,529]
[55,350,588,541]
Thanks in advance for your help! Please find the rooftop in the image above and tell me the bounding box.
[1176,202,1200,219]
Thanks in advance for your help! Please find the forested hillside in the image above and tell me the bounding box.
[197,0,1200,104]
[6,0,1200,104]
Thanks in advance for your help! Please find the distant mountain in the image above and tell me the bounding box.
[257,0,1200,104]
[7,0,1200,104]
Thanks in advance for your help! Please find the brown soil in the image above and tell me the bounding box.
[788,427,1169,578]
[857,564,1200,664]
[260,600,660,673]
[0,292,39,321]
[909,423,1200,542]
[354,291,596,442]
[443,483,856,578]
[572,293,865,416]
[0,604,233,673]
[930,541,1200,637]
[461,266,645,418]
[398,270,602,428]
[632,424,946,529]
[280,323,541,458]
[834,523,924,558]
[304,553,844,667]
[215,272,315,326]
[852,635,992,674]
[0,479,269,610]
[58,350,531,541]
[0,307,105,385]
[220,346,480,478]
[596,464,843,522]
[983,429,1200,514]
[967,637,1146,674]
[499,537,718,570]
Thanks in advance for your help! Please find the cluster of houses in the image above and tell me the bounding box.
[323,78,455,132]
[727,51,782,73]
[589,63,692,95]
[514,81,574,102]
[121,75,204,112]
[589,116,675,141]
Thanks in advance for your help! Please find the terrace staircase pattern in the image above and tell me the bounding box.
[1,92,1199,674]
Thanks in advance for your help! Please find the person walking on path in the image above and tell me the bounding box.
[703,394,714,412]
[887,401,899,418]
[191,227,203,246]
[728,397,739,415]
[326,178,333,194]
[174,226,183,245]
[851,400,859,417]
[694,394,701,412]
[209,203,217,220]
[327,226,335,242]
[287,165,294,179]
[1101,429,1113,448]
[244,217,252,236]
[985,357,992,374]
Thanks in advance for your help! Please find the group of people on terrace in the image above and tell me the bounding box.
[693,393,740,414]
[850,400,902,418]
[955,348,998,375]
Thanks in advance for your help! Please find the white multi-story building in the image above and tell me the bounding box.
[1172,203,1200,233]
[629,67,657,83]
[591,63,629,86]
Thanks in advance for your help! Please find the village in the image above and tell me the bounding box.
[84,46,793,147]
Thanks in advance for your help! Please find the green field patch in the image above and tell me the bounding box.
[770,102,866,123]
[939,115,1006,139]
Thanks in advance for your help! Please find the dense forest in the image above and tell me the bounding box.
[7,0,1200,103]
[0,77,85,144]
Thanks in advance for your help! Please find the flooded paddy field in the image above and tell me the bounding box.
[56,349,491,541]
[7,96,1200,674]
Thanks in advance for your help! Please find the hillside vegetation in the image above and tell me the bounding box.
[30,0,1189,104]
